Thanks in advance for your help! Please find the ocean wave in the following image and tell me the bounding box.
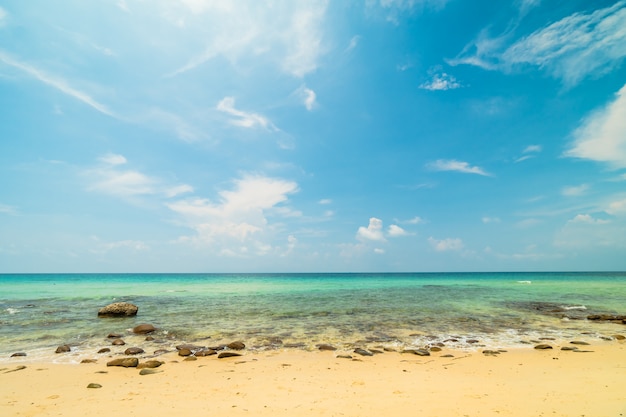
[6,308,19,314]
[561,305,587,311]
[516,280,532,284]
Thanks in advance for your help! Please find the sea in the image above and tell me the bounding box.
[1,272,625,363]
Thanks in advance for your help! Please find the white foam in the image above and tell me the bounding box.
[562,305,587,310]
[6,308,19,314]
[516,280,532,284]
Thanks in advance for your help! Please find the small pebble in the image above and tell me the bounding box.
[87,383,102,389]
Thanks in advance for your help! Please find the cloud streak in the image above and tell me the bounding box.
[427,159,492,176]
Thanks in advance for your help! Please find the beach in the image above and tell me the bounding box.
[2,341,625,417]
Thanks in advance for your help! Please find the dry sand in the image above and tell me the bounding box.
[1,342,625,417]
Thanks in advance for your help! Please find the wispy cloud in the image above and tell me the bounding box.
[0,203,18,216]
[216,97,277,130]
[0,50,115,117]
[295,85,317,111]
[428,236,464,251]
[387,224,409,237]
[482,216,501,223]
[373,0,450,24]
[561,184,589,197]
[356,217,386,242]
[450,2,626,86]
[345,35,360,53]
[515,144,542,162]
[427,159,492,176]
[0,6,7,26]
[565,83,626,169]
[419,72,462,91]
[568,214,610,225]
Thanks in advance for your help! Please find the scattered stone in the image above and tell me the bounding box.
[106,358,139,368]
[482,350,501,356]
[466,339,479,344]
[441,354,454,358]
[317,344,337,351]
[534,344,553,350]
[139,368,162,375]
[98,302,138,318]
[132,324,156,334]
[539,337,555,340]
[570,341,590,345]
[573,349,595,353]
[429,347,442,352]
[383,347,397,352]
[613,334,625,340]
[443,338,459,343]
[81,359,97,364]
[4,365,27,373]
[369,349,384,354]
[107,333,122,339]
[153,349,169,356]
[87,383,102,389]
[178,348,193,357]
[124,347,144,355]
[10,352,26,357]
[600,336,613,341]
[195,349,217,357]
[283,343,306,349]
[137,360,163,369]
[561,346,578,351]
[183,356,197,361]
[227,341,245,350]
[145,336,154,341]
[111,339,125,346]
[176,344,201,351]
[402,349,430,356]
[336,355,353,359]
[98,348,111,354]
[354,348,373,356]
[55,345,71,353]
[218,351,242,359]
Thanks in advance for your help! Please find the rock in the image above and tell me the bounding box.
[124,347,144,355]
[482,350,501,356]
[570,341,590,345]
[534,344,553,350]
[561,346,578,351]
[183,356,197,361]
[98,348,111,354]
[106,358,139,368]
[227,341,245,350]
[612,334,625,340]
[317,344,337,351]
[402,349,430,356]
[139,368,162,375]
[98,302,138,318]
[195,349,217,357]
[218,351,242,359]
[336,355,353,359]
[466,339,480,344]
[55,345,71,353]
[153,349,169,356]
[107,333,123,339]
[132,324,156,334]
[178,348,193,357]
[145,336,154,341]
[10,352,26,357]
[354,348,373,357]
[137,360,163,369]
[111,339,125,346]
[429,346,442,352]
[87,383,102,389]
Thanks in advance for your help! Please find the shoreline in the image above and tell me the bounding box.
[2,342,625,416]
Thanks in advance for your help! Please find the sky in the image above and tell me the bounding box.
[1,0,626,273]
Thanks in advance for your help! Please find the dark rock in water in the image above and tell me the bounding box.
[227,341,245,350]
[107,333,123,339]
[195,349,217,357]
[10,352,26,357]
[283,343,306,348]
[153,349,169,356]
[354,348,373,357]
[178,348,192,357]
[124,347,144,355]
[402,349,430,356]
[534,344,553,350]
[107,357,139,367]
[133,324,156,334]
[218,351,242,359]
[55,345,71,353]
[570,341,590,345]
[176,344,202,351]
[137,360,163,369]
[466,339,479,344]
[317,344,337,351]
[98,302,138,318]
[587,314,626,324]
[145,336,154,341]
[81,359,98,364]
[111,339,125,346]
[98,348,111,354]
[139,368,162,375]
[87,383,102,389]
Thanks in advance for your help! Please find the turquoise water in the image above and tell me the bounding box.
[1,272,625,363]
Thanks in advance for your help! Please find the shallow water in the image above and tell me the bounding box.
[1,272,625,363]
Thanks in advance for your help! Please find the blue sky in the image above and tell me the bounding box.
[1,0,626,273]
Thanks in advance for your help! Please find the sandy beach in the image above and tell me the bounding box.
[2,340,624,417]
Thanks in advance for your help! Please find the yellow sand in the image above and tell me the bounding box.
[1,342,625,417]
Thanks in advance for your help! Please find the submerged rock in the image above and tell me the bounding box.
[227,341,246,350]
[111,339,125,346]
[124,347,144,355]
[55,345,71,353]
[98,302,138,318]
[98,348,111,354]
[178,348,192,357]
[132,324,156,334]
[402,348,430,356]
[10,352,26,357]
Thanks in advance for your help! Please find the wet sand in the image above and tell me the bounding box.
[1,341,625,417]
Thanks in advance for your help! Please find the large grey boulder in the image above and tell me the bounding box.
[98,302,138,317]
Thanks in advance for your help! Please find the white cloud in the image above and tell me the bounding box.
[606,198,626,215]
[451,2,626,86]
[319,199,332,205]
[0,203,18,216]
[0,6,7,26]
[565,83,626,169]
[427,159,491,176]
[346,35,360,53]
[169,1,328,78]
[561,184,589,197]
[482,216,501,223]
[515,144,542,163]
[356,217,386,242]
[428,236,464,251]
[406,216,424,224]
[87,154,193,199]
[419,72,462,91]
[296,85,317,111]
[0,50,115,117]
[568,214,610,225]
[167,175,298,246]
[387,224,408,237]
[373,248,386,254]
[374,0,449,24]
[91,238,149,254]
[216,96,276,130]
